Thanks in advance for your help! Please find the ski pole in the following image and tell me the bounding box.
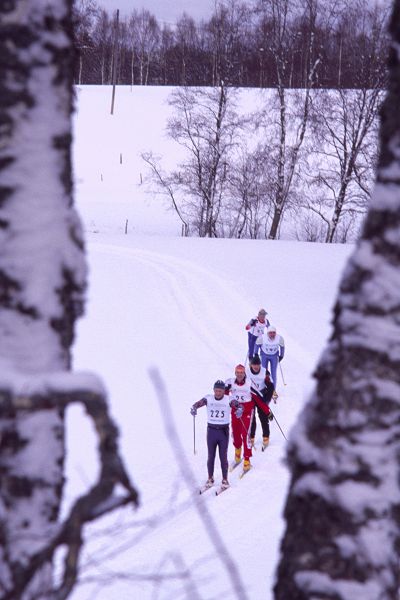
[193,415,196,455]
[239,414,254,450]
[239,415,250,436]
[269,409,287,441]
[279,361,287,386]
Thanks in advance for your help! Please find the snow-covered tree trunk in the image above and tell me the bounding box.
[274,2,400,599]
[0,1,85,595]
[0,2,137,598]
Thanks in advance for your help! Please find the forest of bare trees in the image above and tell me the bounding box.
[73,0,389,89]
[142,80,382,242]
[71,0,390,243]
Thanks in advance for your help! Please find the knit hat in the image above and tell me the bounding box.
[250,355,261,365]
[214,380,226,390]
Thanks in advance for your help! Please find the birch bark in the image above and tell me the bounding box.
[274,2,400,598]
[0,3,137,598]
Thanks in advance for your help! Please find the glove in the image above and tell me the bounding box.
[235,405,244,419]
[190,407,197,416]
[279,355,283,362]
[268,412,274,422]
[250,318,257,326]
[230,399,240,408]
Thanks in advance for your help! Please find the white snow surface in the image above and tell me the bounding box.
[65,86,355,599]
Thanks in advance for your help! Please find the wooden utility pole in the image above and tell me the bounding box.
[110,9,119,115]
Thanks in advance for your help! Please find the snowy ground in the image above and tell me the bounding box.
[66,86,354,600]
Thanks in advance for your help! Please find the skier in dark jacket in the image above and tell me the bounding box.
[191,380,241,490]
[247,355,275,448]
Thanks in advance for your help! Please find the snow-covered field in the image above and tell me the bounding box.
[67,86,354,599]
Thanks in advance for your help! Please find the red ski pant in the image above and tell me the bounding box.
[231,405,254,460]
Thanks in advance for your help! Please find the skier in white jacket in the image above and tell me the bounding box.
[260,325,285,393]
[245,308,270,359]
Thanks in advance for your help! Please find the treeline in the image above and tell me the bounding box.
[142,83,381,243]
[73,0,389,89]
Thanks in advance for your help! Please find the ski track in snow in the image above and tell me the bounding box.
[88,241,314,374]
[69,86,353,600]
[70,239,321,600]
[89,241,247,365]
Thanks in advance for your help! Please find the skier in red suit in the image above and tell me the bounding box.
[225,364,273,472]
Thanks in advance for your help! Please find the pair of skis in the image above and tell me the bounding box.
[251,441,269,453]
[229,458,252,479]
[200,442,270,494]
[199,481,230,496]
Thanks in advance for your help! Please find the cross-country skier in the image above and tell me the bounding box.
[190,380,241,490]
[245,308,270,360]
[246,355,274,448]
[225,364,272,473]
[260,325,285,396]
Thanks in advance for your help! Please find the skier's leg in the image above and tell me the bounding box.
[250,410,257,439]
[260,350,267,369]
[258,405,270,438]
[248,332,256,359]
[270,354,278,389]
[206,427,217,479]
[231,416,242,451]
[218,427,229,480]
[241,410,253,460]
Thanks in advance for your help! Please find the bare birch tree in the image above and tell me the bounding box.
[0,2,137,598]
[132,9,160,86]
[91,8,112,84]
[226,146,275,238]
[304,3,388,243]
[73,0,98,84]
[144,82,243,237]
[306,87,382,242]
[206,0,252,86]
[274,1,400,597]
[175,13,199,85]
[255,0,320,240]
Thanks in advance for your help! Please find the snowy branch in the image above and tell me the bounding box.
[0,374,138,600]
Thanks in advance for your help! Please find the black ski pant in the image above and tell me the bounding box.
[207,424,229,480]
[250,405,270,439]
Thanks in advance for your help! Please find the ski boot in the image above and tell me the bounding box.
[235,447,242,464]
[243,459,251,472]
